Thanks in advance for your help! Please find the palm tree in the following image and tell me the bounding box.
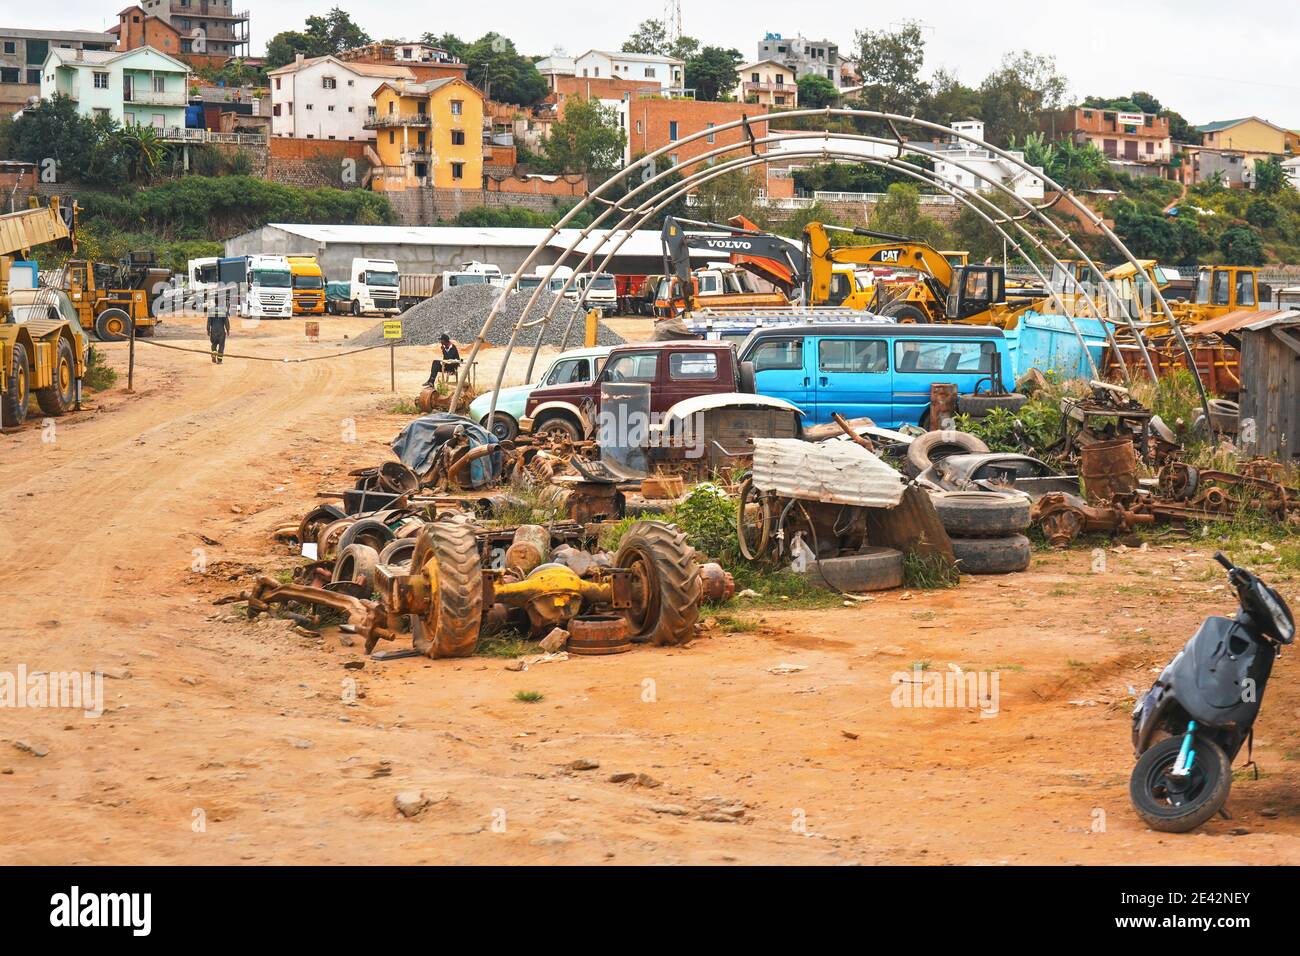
[120,123,166,183]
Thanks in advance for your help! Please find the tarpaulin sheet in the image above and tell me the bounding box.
[391,413,503,488]
[751,438,905,508]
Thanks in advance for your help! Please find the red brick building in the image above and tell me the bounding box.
[111,6,182,57]
[1039,107,1172,177]
[623,98,769,169]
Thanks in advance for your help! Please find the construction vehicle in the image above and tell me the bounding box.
[803,222,1043,328]
[659,216,803,316]
[63,251,170,341]
[287,255,326,315]
[0,197,88,427]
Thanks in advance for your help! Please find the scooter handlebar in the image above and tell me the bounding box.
[1213,552,1235,572]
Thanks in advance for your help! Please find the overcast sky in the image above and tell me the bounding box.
[28,1,1300,127]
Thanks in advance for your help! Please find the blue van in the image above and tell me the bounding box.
[738,323,1015,429]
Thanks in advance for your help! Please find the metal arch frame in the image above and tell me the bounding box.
[468,136,1131,428]
[450,108,1201,419]
[537,141,1124,379]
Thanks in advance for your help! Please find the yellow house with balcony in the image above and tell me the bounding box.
[368,76,484,191]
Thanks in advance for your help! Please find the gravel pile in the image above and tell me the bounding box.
[353,285,626,349]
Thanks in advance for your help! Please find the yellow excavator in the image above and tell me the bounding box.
[803,222,1043,328]
[0,198,89,428]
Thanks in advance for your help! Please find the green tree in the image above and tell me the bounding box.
[689,169,767,226]
[541,97,626,177]
[622,19,669,54]
[797,74,838,109]
[851,20,927,116]
[685,46,742,101]
[264,7,371,68]
[870,183,952,247]
[420,32,470,59]
[978,50,1068,146]
[1253,156,1285,194]
[119,124,166,183]
[918,68,982,128]
[1219,225,1265,265]
[464,34,546,105]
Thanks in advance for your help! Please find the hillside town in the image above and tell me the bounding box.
[1,2,1298,909]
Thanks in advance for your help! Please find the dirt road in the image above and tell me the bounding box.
[2,315,1298,865]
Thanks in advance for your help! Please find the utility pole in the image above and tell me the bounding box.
[663,0,682,46]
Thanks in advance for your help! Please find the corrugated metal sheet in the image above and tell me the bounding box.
[1187,309,1298,337]
[751,438,905,508]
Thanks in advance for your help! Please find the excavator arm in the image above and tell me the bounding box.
[661,216,807,296]
[803,221,955,307]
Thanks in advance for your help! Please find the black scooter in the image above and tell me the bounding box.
[1130,552,1295,832]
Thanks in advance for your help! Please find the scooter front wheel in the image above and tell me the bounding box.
[1130,734,1232,833]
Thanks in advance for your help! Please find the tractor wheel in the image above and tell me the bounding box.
[36,338,77,417]
[2,341,31,427]
[94,308,132,342]
[614,521,700,646]
[534,414,581,441]
[410,518,483,659]
[882,302,931,324]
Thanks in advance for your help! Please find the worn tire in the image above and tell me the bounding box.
[806,547,904,592]
[410,518,483,659]
[1207,398,1239,434]
[957,392,1028,418]
[615,521,700,646]
[738,360,756,394]
[1130,735,1232,833]
[337,517,395,554]
[480,413,518,442]
[2,341,31,427]
[905,430,989,477]
[533,413,581,441]
[94,308,132,342]
[298,504,345,551]
[35,338,78,417]
[951,534,1032,575]
[931,491,1031,538]
[378,538,417,569]
[882,302,930,323]
[332,543,380,590]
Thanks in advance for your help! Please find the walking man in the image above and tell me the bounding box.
[207,307,230,364]
[424,334,461,387]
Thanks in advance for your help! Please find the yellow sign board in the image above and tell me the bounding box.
[383,320,402,340]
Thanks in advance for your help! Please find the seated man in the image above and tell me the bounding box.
[424,334,462,387]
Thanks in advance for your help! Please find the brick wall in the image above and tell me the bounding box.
[485,173,587,196]
[625,99,770,167]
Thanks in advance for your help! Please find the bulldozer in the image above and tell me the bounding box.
[63,251,170,341]
[803,221,1043,328]
[0,198,89,428]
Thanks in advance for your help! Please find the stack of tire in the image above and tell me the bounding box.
[930,491,1033,575]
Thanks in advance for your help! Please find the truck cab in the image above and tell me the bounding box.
[521,341,743,439]
[574,272,617,311]
[219,255,293,319]
[349,258,401,315]
[1191,266,1260,320]
[287,256,325,315]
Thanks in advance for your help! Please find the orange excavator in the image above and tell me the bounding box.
[658,215,805,316]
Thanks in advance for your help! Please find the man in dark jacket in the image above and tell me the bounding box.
[424,334,461,386]
[207,308,230,364]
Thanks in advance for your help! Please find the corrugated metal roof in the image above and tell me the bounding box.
[261,224,721,260]
[751,438,905,508]
[1188,309,1298,336]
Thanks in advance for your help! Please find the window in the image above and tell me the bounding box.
[93,72,110,89]
[2,41,14,54]
[275,77,281,90]
[775,95,786,105]
[450,99,462,116]
[389,130,394,144]
[751,338,803,371]
[668,120,679,140]
[546,358,591,385]
[603,352,657,383]
[451,129,465,146]
[894,340,993,374]
[27,69,40,84]
[272,103,281,116]
[322,76,336,89]
[153,75,165,92]
[1234,271,1255,307]
[819,339,887,373]
[327,104,334,111]
[305,103,313,110]
[347,105,353,112]
[775,74,783,85]
[751,72,759,83]
[1212,269,1231,306]
[644,67,655,78]
[451,161,465,180]
[669,352,718,380]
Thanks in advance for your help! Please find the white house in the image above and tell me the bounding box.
[268,54,416,141]
[39,45,190,129]
[1283,156,1300,190]
[572,50,684,93]
[930,121,1045,200]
